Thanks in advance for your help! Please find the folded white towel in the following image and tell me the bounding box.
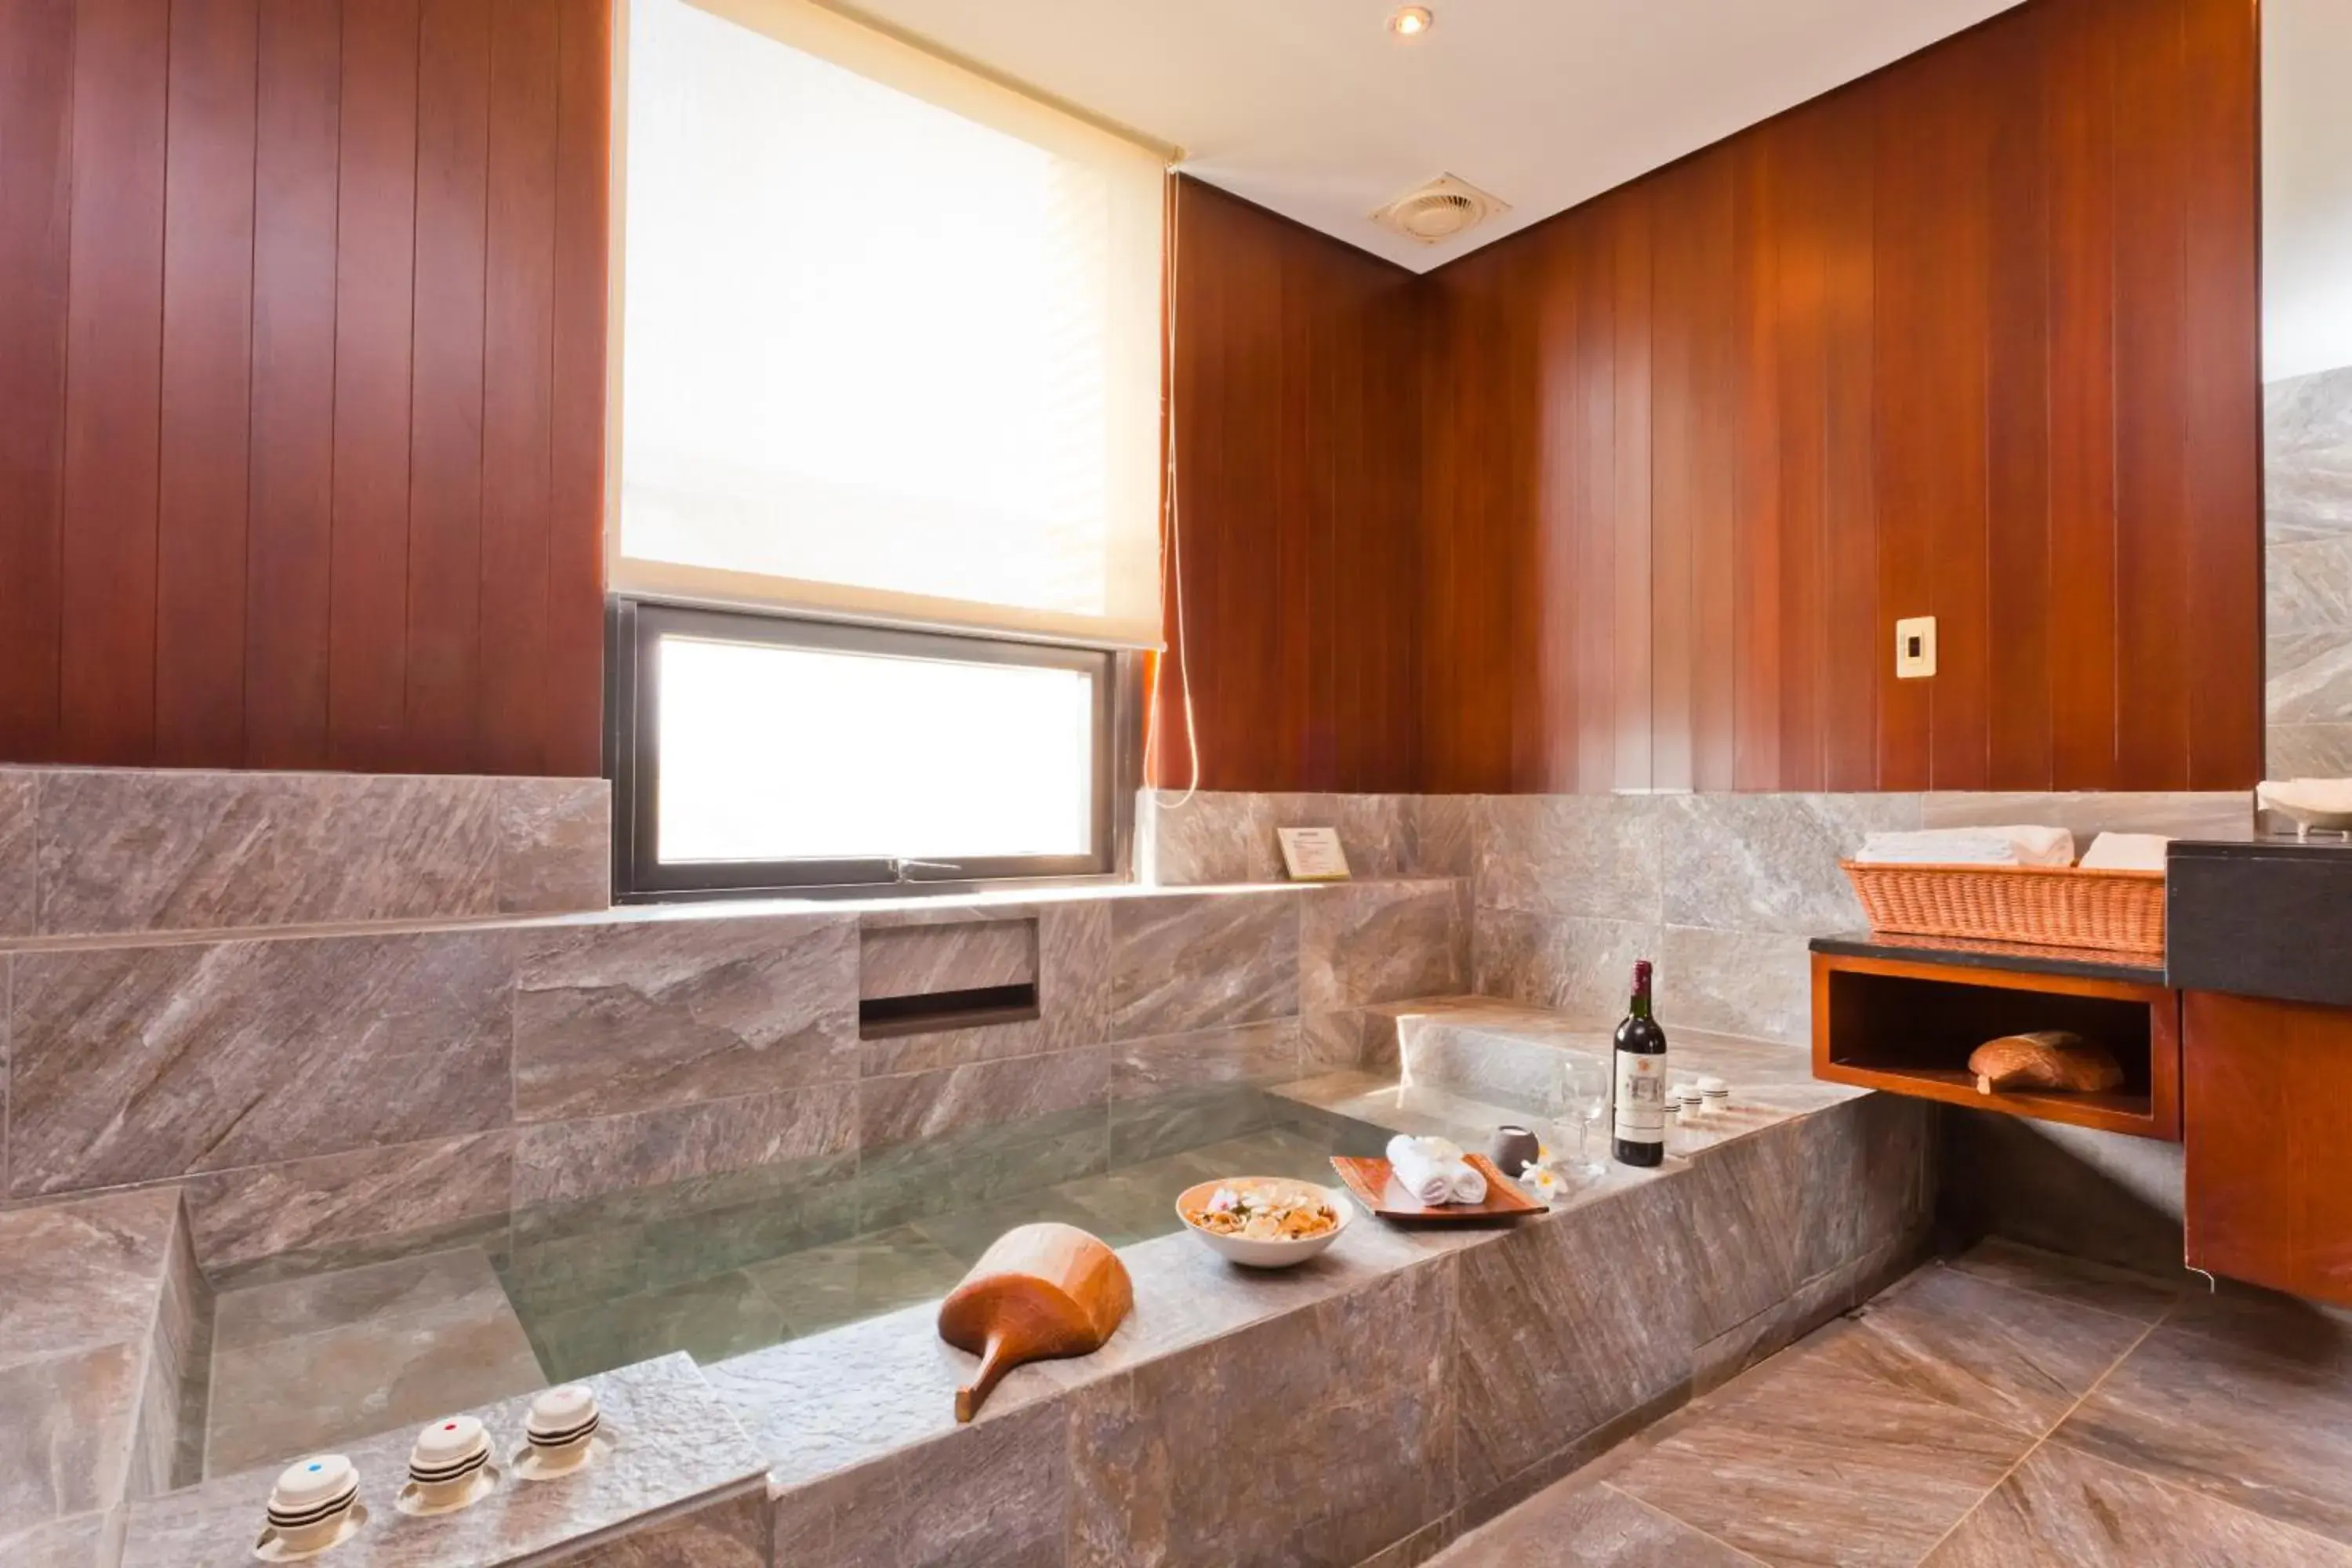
[1385,1134,1486,1207]
[2079,832,2169,873]
[1854,826,2075,868]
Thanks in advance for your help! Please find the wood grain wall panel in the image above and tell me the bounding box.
[245,0,343,769]
[156,0,260,768]
[1392,0,2259,795]
[0,0,609,775]
[1157,178,1422,792]
[0,0,76,761]
[58,0,169,764]
[403,0,492,773]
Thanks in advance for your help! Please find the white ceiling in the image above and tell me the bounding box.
[836,0,2027,272]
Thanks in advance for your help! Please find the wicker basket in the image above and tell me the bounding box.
[1839,861,2166,956]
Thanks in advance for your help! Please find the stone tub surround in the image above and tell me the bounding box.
[0,767,611,940]
[0,875,1467,1279]
[2268,365,2352,779]
[706,1011,1934,1564]
[0,1186,204,1564]
[122,1353,772,1568]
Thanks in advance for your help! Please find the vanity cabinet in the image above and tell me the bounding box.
[2183,990,2352,1307]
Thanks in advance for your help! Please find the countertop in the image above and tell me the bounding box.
[1808,931,2165,987]
[2168,836,2352,1007]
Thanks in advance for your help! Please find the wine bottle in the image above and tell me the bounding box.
[1612,959,1668,1167]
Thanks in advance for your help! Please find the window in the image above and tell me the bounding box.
[608,0,1164,895]
[609,601,1121,895]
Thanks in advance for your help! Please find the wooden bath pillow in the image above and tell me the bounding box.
[936,1222,1133,1422]
[1966,1030,2123,1095]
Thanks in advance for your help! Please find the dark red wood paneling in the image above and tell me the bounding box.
[0,0,76,761]
[156,0,260,768]
[58,0,169,764]
[245,0,343,769]
[0,0,609,776]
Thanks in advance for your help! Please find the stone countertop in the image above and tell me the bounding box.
[120,1355,767,1568]
[2168,837,2352,1007]
[1808,931,2165,987]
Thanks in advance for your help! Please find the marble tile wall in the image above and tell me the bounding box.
[2268,366,2352,778]
[0,875,1470,1279]
[0,768,609,938]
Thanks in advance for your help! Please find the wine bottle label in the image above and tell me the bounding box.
[1614,1051,1668,1145]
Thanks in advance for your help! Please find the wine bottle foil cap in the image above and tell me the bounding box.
[1633,959,1652,982]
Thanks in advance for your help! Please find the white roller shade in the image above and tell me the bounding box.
[615,0,1167,647]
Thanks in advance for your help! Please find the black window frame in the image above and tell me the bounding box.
[607,597,1131,901]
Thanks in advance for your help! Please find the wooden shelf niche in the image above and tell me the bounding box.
[1811,951,2181,1142]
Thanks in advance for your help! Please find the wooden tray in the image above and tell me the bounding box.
[1330,1152,1544,1221]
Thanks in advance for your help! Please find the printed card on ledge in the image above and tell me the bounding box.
[1277,826,1352,883]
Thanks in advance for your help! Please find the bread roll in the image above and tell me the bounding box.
[1967,1030,2123,1095]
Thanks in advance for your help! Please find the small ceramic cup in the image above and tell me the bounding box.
[1488,1124,1542,1178]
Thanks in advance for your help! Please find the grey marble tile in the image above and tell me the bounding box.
[1109,890,1300,1039]
[740,1227,971,1338]
[1300,878,1468,1011]
[1359,1513,1461,1568]
[1690,1240,1883,1398]
[1301,1007,1367,1072]
[1919,789,2256,843]
[858,1046,1110,1151]
[528,1269,789,1386]
[31,769,500,936]
[857,900,1112,1076]
[0,1342,140,1535]
[1924,1439,2352,1568]
[1410,795,1478,878]
[9,929,515,1197]
[1112,1020,1301,1098]
[1675,1118,1804,1343]
[2272,633,2352,724]
[0,771,31,939]
[0,1508,127,1568]
[1611,1350,2032,1568]
[203,1247,544,1476]
[2059,1324,2352,1546]
[514,915,856,1123]
[1279,792,1417,879]
[2267,367,2352,542]
[514,1084,859,1208]
[132,1210,204,1496]
[1473,909,1660,1020]
[125,1354,768,1568]
[2270,721,2352,777]
[538,1486,770,1568]
[1475,795,1661,921]
[2270,537,2352,633]
[1942,1237,2181,1324]
[1795,1093,1933,1283]
[0,1185,182,1369]
[769,1392,1065,1568]
[853,1109,1108,1234]
[1812,1262,2149,1436]
[1139,790,1265,885]
[1936,1108,2187,1279]
[1432,1479,1751,1568]
[180,1131,513,1279]
[495,777,612,915]
[1454,1171,1693,1500]
[1659,793,1920,934]
[212,1246,510,1352]
[2161,1277,2352,1375]
[1066,1255,1458,1568]
[1656,924,1813,1045]
[857,915,1034,1000]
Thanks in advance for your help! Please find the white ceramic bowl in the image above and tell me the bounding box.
[2258,779,2352,834]
[1174,1176,1352,1269]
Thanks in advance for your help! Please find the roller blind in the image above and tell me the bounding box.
[615,0,1167,647]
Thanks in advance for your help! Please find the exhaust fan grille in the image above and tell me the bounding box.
[1372,174,1510,244]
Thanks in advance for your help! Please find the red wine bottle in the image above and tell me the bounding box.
[1613,959,1668,1167]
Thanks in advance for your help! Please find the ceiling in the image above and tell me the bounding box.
[835,0,2027,272]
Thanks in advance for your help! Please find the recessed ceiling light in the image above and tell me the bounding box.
[1389,6,1433,38]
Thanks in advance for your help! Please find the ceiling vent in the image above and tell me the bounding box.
[1371,173,1510,244]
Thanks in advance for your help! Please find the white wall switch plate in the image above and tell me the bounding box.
[1895,615,1936,679]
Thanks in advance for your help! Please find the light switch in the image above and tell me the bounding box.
[1895,616,1936,680]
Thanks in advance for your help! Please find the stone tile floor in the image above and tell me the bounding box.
[1432,1238,2352,1567]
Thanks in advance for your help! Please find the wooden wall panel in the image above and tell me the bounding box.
[0,0,611,776]
[1412,0,2261,794]
[1152,179,1423,792]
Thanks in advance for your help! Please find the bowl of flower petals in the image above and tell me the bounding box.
[1174,1176,1352,1269]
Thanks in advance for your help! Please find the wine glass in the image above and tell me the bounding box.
[1557,1058,1610,1178]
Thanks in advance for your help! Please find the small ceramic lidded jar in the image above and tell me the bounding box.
[405,1414,492,1511]
[264,1454,361,1555]
[523,1385,601,1475]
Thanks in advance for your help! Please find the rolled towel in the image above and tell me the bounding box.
[1854,826,2075,868]
[1447,1158,1488,1205]
[1385,1134,1454,1206]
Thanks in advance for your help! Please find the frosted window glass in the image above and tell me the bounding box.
[619,0,1163,644]
[655,636,1095,864]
